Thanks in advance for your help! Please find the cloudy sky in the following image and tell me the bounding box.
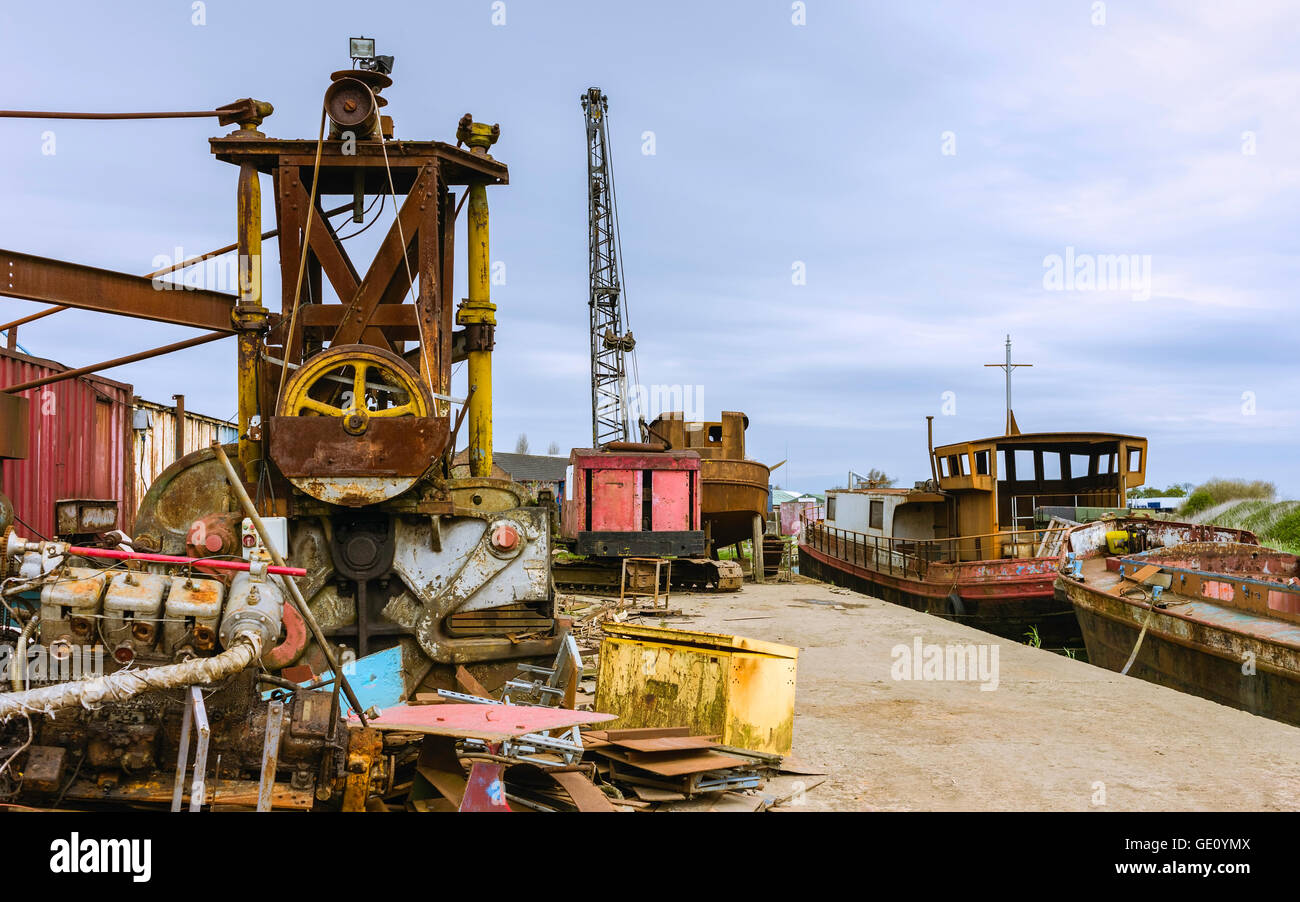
[1,0,1296,495]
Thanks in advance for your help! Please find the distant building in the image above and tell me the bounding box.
[769,487,825,535]
[1129,496,1181,512]
[452,450,570,503]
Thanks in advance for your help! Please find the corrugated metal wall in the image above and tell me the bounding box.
[132,398,237,504]
[0,348,134,539]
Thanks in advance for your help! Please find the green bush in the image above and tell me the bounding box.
[1180,489,1216,517]
[1266,509,1300,554]
[1198,479,1275,503]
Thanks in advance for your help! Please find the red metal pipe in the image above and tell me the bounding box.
[66,545,307,577]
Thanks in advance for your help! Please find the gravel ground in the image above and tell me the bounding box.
[658,577,1300,811]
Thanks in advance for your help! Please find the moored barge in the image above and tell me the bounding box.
[1057,517,1300,726]
[800,427,1150,645]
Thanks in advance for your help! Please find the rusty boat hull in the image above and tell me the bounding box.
[701,458,771,550]
[1057,519,1300,726]
[799,524,1075,645]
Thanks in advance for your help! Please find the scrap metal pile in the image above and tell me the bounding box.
[0,40,571,811]
[0,40,812,813]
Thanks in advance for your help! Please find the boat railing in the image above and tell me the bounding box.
[799,514,1058,579]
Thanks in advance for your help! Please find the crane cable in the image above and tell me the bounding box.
[599,104,640,436]
[274,105,328,412]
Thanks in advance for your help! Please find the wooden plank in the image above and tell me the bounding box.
[1110,563,1163,596]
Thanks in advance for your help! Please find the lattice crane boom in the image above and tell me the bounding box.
[582,87,636,447]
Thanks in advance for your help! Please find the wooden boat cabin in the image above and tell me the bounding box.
[824,431,1148,563]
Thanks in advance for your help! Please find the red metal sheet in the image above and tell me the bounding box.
[591,468,639,532]
[346,703,616,740]
[0,347,133,539]
[651,470,690,531]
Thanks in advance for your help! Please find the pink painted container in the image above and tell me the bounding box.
[562,448,701,540]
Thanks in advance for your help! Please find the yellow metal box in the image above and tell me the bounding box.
[594,623,798,756]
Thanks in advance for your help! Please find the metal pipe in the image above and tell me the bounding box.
[209,441,368,726]
[9,615,38,691]
[235,161,265,481]
[64,545,306,577]
[0,632,263,719]
[2,331,230,394]
[173,393,186,459]
[0,306,65,333]
[0,108,242,120]
[927,416,939,484]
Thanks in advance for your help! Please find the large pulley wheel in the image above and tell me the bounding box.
[271,345,443,507]
[280,344,431,434]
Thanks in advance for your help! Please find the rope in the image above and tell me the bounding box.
[378,132,434,397]
[1119,589,1157,676]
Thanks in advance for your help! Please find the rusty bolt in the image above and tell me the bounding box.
[490,524,519,553]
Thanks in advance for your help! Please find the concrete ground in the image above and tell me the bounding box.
[656,577,1300,811]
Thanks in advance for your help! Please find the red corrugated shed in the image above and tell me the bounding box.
[0,347,134,539]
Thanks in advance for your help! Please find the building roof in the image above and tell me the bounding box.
[491,452,570,483]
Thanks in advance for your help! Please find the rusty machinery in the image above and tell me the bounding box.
[0,42,565,809]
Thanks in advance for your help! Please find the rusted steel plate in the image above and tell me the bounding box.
[460,760,510,811]
[0,250,237,332]
[0,391,28,458]
[268,415,447,477]
[700,458,770,547]
[595,746,751,777]
[609,735,720,754]
[348,703,615,741]
[549,770,618,812]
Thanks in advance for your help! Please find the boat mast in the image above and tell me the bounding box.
[984,334,1032,435]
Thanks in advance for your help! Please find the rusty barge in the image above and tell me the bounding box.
[646,411,771,557]
[1057,517,1300,726]
[800,426,1150,646]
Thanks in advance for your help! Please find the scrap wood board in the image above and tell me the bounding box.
[1109,563,1163,595]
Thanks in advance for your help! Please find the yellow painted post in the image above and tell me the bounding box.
[461,182,494,477]
[235,161,267,482]
[455,117,500,478]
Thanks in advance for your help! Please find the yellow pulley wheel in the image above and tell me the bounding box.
[280,344,432,436]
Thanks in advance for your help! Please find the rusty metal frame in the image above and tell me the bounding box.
[170,685,211,812]
[0,250,237,332]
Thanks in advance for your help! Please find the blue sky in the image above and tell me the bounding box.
[1,0,1296,495]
